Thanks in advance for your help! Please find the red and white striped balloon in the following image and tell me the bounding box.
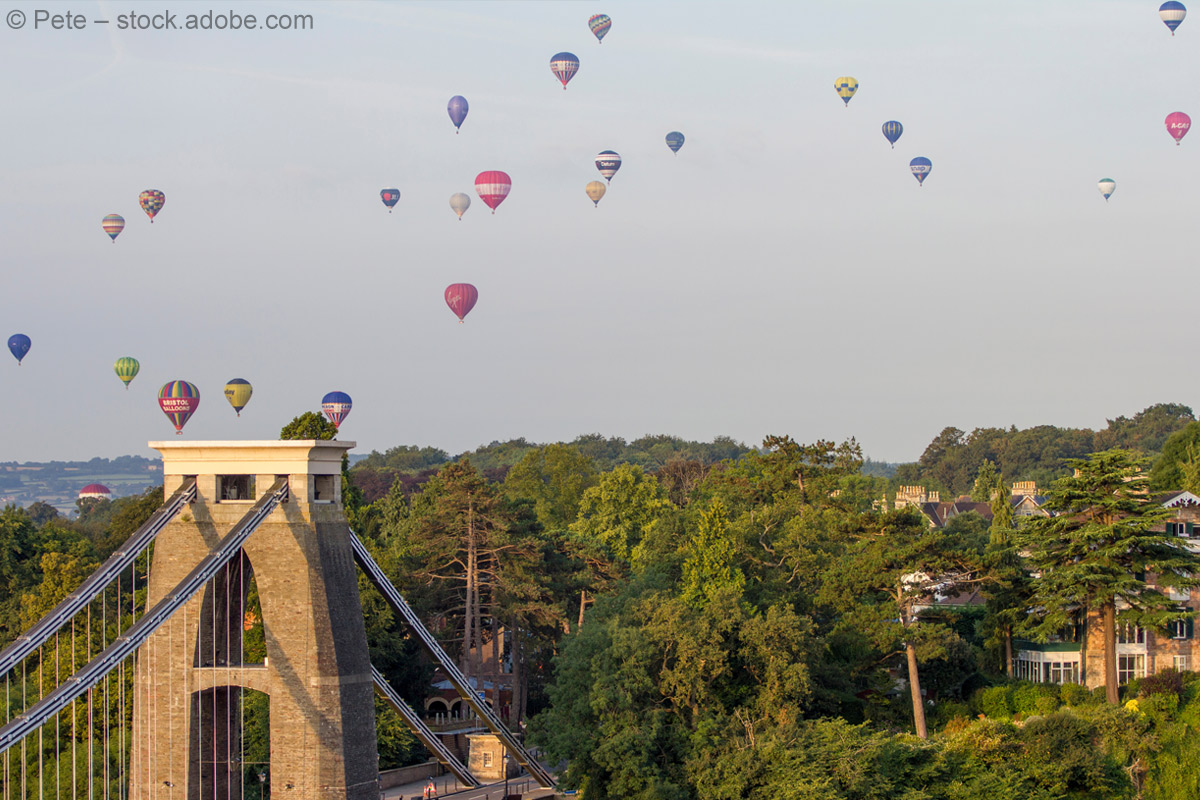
[474,171,511,213]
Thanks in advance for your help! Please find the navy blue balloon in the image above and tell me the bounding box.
[447,96,469,133]
[882,121,903,149]
[665,131,685,154]
[7,334,30,365]
[909,157,932,186]
[321,391,353,428]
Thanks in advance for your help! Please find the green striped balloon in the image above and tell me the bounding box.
[114,357,140,389]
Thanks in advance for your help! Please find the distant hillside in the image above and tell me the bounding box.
[0,455,161,513]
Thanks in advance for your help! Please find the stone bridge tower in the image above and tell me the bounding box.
[130,440,377,800]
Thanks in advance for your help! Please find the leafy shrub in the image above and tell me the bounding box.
[932,700,971,731]
[1140,668,1185,700]
[1060,682,1091,707]
[979,686,1013,719]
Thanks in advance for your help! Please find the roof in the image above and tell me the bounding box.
[1156,491,1200,508]
[78,483,110,495]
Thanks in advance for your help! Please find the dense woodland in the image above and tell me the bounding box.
[5,404,1200,798]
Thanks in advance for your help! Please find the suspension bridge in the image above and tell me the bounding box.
[0,440,554,800]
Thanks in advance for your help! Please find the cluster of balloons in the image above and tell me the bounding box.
[151,380,348,435]
[100,190,166,243]
[835,75,932,186]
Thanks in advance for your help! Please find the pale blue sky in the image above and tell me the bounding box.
[2,1,1197,462]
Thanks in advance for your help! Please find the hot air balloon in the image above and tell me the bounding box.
[474,171,512,214]
[595,150,622,182]
[114,357,140,389]
[7,334,30,365]
[102,214,125,242]
[835,77,859,107]
[1166,111,1191,144]
[665,132,685,154]
[139,190,165,222]
[550,52,580,90]
[449,192,472,220]
[224,378,253,417]
[586,181,607,207]
[1161,1,1187,34]
[158,381,200,435]
[588,14,611,43]
[447,95,469,133]
[910,157,932,186]
[380,188,400,212]
[882,121,903,148]
[1098,178,1116,201]
[321,391,352,429]
[445,283,479,323]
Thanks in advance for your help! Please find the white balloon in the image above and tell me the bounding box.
[449,192,471,220]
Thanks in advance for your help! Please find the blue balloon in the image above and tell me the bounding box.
[447,96,469,133]
[909,157,932,186]
[882,121,903,149]
[1161,1,1187,33]
[7,334,30,365]
[665,131,685,154]
[321,391,353,428]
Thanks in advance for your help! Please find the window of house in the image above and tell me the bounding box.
[1174,655,1191,671]
[217,475,254,502]
[1168,619,1194,639]
[1118,654,1146,684]
[1048,661,1080,684]
[1168,521,1195,538]
[1117,625,1146,644]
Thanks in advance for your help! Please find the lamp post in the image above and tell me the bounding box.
[258,771,266,800]
[503,751,509,800]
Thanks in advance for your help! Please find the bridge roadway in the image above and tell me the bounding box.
[383,771,555,800]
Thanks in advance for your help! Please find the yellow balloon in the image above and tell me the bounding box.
[223,379,253,417]
[834,76,859,106]
[585,180,607,207]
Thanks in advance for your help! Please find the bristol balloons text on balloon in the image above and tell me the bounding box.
[1166,111,1191,144]
[8,334,31,365]
[102,214,125,242]
[550,52,579,89]
[447,95,469,133]
[322,391,353,429]
[475,171,512,213]
[114,357,140,389]
[445,283,479,323]
[139,190,165,222]
[158,380,200,435]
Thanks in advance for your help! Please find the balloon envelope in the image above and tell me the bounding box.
[380,188,400,211]
[114,356,140,389]
[909,157,932,186]
[1161,1,1187,33]
[7,334,30,365]
[449,192,472,220]
[139,190,165,222]
[1166,111,1191,144]
[158,380,200,435]
[321,391,352,428]
[550,52,580,89]
[102,214,125,242]
[586,181,607,206]
[224,378,253,416]
[595,150,622,182]
[1098,178,1116,201]
[445,283,479,323]
[665,131,685,153]
[835,76,859,106]
[588,14,611,42]
[882,121,903,148]
[474,171,512,213]
[447,95,469,131]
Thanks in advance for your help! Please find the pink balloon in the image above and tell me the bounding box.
[1166,112,1191,145]
[445,283,478,323]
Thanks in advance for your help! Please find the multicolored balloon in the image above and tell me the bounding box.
[588,14,611,43]
[321,391,352,429]
[1161,1,1187,34]
[665,132,685,154]
[550,52,580,90]
[834,77,859,107]
[102,214,125,242]
[1166,111,1191,144]
[1098,178,1116,201]
[595,150,622,182]
[7,334,30,365]
[224,378,253,417]
[139,190,165,222]
[158,381,199,435]
[586,181,607,207]
[445,283,479,323]
[114,356,140,389]
[381,188,400,212]
[474,171,512,214]
[450,192,472,220]
[448,95,469,133]
[882,121,903,148]
[909,157,932,186]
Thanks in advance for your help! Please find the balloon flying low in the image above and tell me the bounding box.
[665,131,685,154]
[585,181,607,207]
[224,378,253,417]
[1166,111,1191,144]
[595,150,622,182]
[882,121,903,148]
[114,356,140,389]
[445,283,479,323]
[834,76,858,107]
[380,189,400,212]
[550,52,580,89]
[102,214,125,242]
[158,380,200,435]
[909,157,932,186]
[7,334,30,365]
[588,14,611,43]
[1097,178,1116,201]
[321,391,352,429]
[447,95,469,133]
[1161,1,1187,34]
[139,190,165,222]
[449,192,472,220]
[474,171,512,213]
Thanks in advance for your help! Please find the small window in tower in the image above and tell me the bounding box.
[313,474,336,504]
[217,475,255,502]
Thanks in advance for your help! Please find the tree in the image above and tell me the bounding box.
[970,460,1001,502]
[503,444,598,533]
[1149,421,1200,492]
[1017,449,1200,704]
[680,499,745,608]
[279,411,337,440]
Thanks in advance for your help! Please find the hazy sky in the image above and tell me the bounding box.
[2,1,1197,463]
